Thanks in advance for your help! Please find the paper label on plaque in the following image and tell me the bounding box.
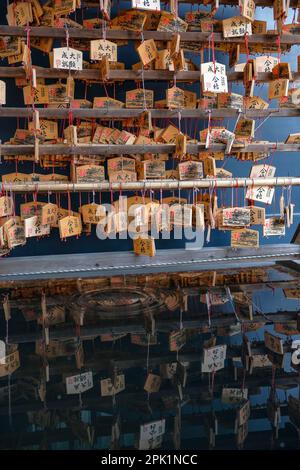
[246,164,276,204]
[201,61,226,76]
[53,47,82,70]
[231,229,259,248]
[263,217,285,237]
[24,216,50,238]
[222,16,252,38]
[139,419,165,450]
[132,0,161,10]
[254,56,279,74]
[222,207,251,227]
[202,345,227,373]
[100,374,125,396]
[90,40,117,62]
[66,371,93,395]
[264,331,284,354]
[202,71,228,94]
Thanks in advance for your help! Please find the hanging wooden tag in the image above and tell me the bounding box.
[75,164,105,183]
[160,362,177,379]
[80,203,106,224]
[7,2,33,27]
[24,216,50,238]
[178,161,203,180]
[126,88,154,108]
[246,164,276,204]
[155,49,174,70]
[241,0,256,22]
[157,12,188,33]
[231,229,259,248]
[98,57,110,81]
[202,71,228,93]
[90,40,117,62]
[41,203,58,226]
[263,217,285,237]
[66,371,93,395]
[0,350,20,378]
[3,296,11,321]
[132,0,161,10]
[59,215,82,239]
[222,207,251,227]
[169,33,181,58]
[172,49,186,71]
[169,330,186,352]
[175,133,187,157]
[138,419,165,450]
[244,96,269,110]
[100,374,125,396]
[23,84,49,105]
[202,345,227,373]
[249,206,265,225]
[268,78,289,100]
[75,343,85,369]
[137,39,158,66]
[222,16,252,38]
[144,373,161,393]
[0,196,13,218]
[0,80,6,105]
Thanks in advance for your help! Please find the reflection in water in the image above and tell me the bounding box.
[0,267,300,450]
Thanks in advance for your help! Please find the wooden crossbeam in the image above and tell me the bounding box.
[0,67,299,82]
[1,142,300,157]
[0,27,299,45]
[0,107,299,120]
[1,310,299,344]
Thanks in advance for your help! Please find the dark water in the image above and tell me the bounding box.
[0,267,299,450]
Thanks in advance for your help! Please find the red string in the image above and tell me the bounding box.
[211,32,216,73]
[244,33,250,63]
[276,36,281,63]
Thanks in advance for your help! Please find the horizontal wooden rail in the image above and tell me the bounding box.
[0,26,299,44]
[1,66,300,83]
[1,177,300,192]
[0,107,299,119]
[1,142,300,155]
